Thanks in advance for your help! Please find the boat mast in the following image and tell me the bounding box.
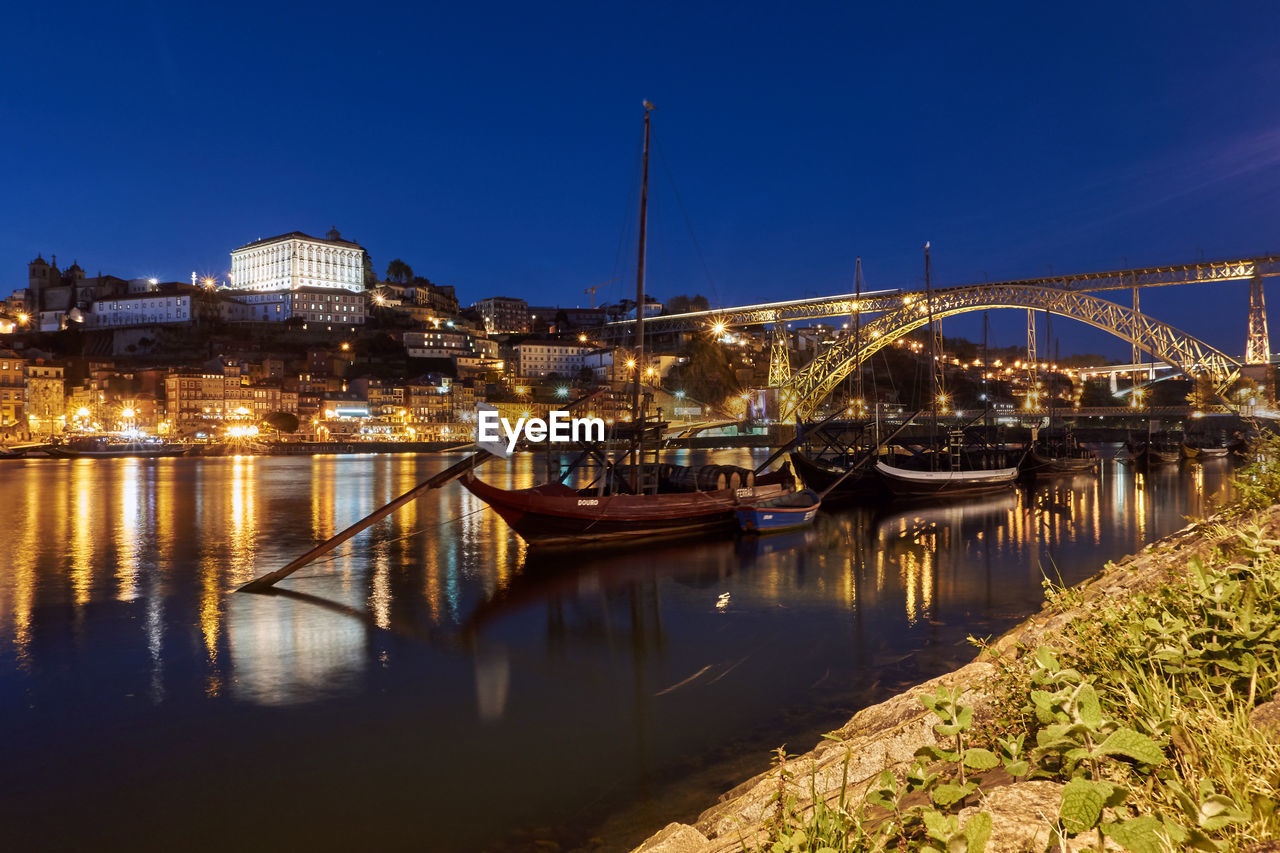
[924,242,938,467]
[853,256,863,412]
[1046,308,1054,434]
[983,311,990,435]
[631,100,654,493]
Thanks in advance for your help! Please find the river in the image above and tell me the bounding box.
[0,450,1234,851]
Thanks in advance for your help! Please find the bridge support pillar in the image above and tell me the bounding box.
[768,321,790,387]
[1247,272,1271,365]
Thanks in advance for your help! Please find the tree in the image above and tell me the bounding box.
[386,259,413,283]
[664,293,712,315]
[664,335,741,406]
[262,412,300,435]
[1080,379,1113,406]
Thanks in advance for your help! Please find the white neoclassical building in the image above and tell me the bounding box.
[229,228,366,293]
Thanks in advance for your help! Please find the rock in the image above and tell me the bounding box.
[632,823,708,853]
[958,781,1062,853]
[1249,698,1280,738]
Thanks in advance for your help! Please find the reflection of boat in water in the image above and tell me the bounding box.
[734,526,819,559]
[874,490,1018,539]
[735,489,820,534]
[45,437,188,459]
[462,538,744,635]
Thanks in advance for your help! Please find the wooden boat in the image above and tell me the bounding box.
[0,447,28,459]
[1129,444,1180,471]
[1020,444,1099,476]
[736,488,821,534]
[789,450,885,502]
[45,439,188,459]
[461,105,802,550]
[461,468,792,547]
[874,459,1019,498]
[1180,443,1230,460]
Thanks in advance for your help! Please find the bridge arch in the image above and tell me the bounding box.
[781,284,1241,419]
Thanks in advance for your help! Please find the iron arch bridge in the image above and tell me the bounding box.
[780,284,1241,420]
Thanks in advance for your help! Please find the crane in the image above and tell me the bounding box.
[584,278,617,308]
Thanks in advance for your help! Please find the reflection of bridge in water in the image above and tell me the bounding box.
[604,255,1279,419]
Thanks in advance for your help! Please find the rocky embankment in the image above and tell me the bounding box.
[633,505,1280,853]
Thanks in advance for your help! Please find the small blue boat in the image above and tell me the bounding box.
[736,489,821,534]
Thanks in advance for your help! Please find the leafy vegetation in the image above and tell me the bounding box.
[752,434,1280,851]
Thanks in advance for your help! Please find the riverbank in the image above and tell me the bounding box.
[633,453,1280,852]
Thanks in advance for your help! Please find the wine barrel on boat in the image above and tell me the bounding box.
[697,465,729,491]
[667,466,701,492]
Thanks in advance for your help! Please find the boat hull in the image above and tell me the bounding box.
[789,451,884,502]
[1020,447,1099,476]
[736,490,821,534]
[460,475,787,547]
[45,445,188,459]
[1130,446,1180,471]
[1181,444,1229,460]
[875,460,1018,498]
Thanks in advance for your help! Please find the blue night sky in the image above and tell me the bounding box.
[3,1,1279,359]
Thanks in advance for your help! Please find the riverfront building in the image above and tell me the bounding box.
[229,229,366,294]
[234,287,366,325]
[514,341,591,378]
[0,349,25,429]
[473,296,530,334]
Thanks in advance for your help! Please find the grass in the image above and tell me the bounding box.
[751,433,1280,852]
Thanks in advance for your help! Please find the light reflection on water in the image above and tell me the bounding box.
[0,450,1234,851]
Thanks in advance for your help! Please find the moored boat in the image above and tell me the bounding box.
[874,459,1019,498]
[461,103,803,550]
[1180,443,1230,460]
[1020,444,1099,476]
[461,468,792,547]
[789,450,885,502]
[735,488,821,534]
[45,438,188,459]
[1129,444,1180,471]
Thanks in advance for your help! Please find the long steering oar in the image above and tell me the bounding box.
[238,449,492,593]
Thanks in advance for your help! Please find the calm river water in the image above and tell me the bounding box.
[0,450,1234,851]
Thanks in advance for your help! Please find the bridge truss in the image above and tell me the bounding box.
[603,254,1280,337]
[782,284,1241,420]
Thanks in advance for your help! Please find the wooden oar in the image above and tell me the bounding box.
[816,410,920,500]
[238,449,492,593]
